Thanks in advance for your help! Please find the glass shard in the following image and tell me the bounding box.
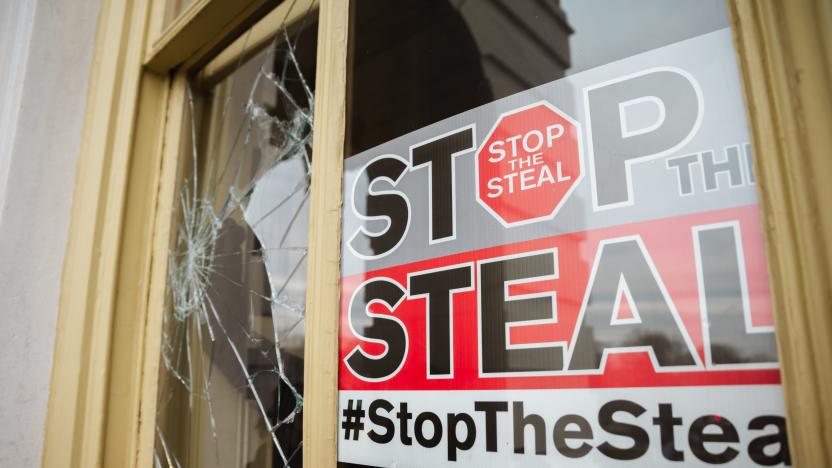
[154,6,318,467]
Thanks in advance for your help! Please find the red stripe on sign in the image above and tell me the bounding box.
[507,278,558,297]
[339,205,779,391]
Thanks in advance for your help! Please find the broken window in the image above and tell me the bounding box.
[154,5,318,467]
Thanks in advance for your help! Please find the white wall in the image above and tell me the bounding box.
[0,0,101,465]
[0,0,37,214]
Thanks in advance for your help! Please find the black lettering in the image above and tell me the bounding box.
[409,265,472,376]
[410,126,474,242]
[480,251,563,374]
[597,400,649,460]
[349,155,410,257]
[689,415,740,464]
[553,414,593,458]
[344,278,407,380]
[748,416,791,466]
[512,402,546,455]
[701,147,743,191]
[744,143,755,183]
[447,413,476,461]
[396,402,413,445]
[367,399,395,444]
[652,403,684,461]
[415,411,443,448]
[586,69,700,208]
[696,224,778,365]
[474,401,508,452]
[666,153,700,195]
[569,239,697,371]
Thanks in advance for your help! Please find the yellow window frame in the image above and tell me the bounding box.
[41,0,831,467]
[41,0,345,467]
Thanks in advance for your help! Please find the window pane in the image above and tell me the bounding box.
[154,7,318,468]
[338,1,787,467]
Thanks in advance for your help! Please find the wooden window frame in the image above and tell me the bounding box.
[41,0,830,467]
[41,1,346,467]
[728,1,832,465]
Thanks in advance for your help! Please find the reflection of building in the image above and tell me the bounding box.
[1,0,829,467]
[349,0,575,266]
[347,0,572,155]
[454,0,573,99]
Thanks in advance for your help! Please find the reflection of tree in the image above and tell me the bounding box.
[706,302,778,365]
[710,344,772,365]
[575,327,699,370]
[627,331,699,366]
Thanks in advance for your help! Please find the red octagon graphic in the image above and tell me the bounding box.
[476,101,583,226]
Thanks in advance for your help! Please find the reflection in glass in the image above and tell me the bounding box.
[154,6,318,467]
[340,1,784,467]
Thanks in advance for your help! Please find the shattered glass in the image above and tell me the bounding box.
[154,5,318,467]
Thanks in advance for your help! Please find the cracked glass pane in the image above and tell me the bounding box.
[154,5,318,467]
